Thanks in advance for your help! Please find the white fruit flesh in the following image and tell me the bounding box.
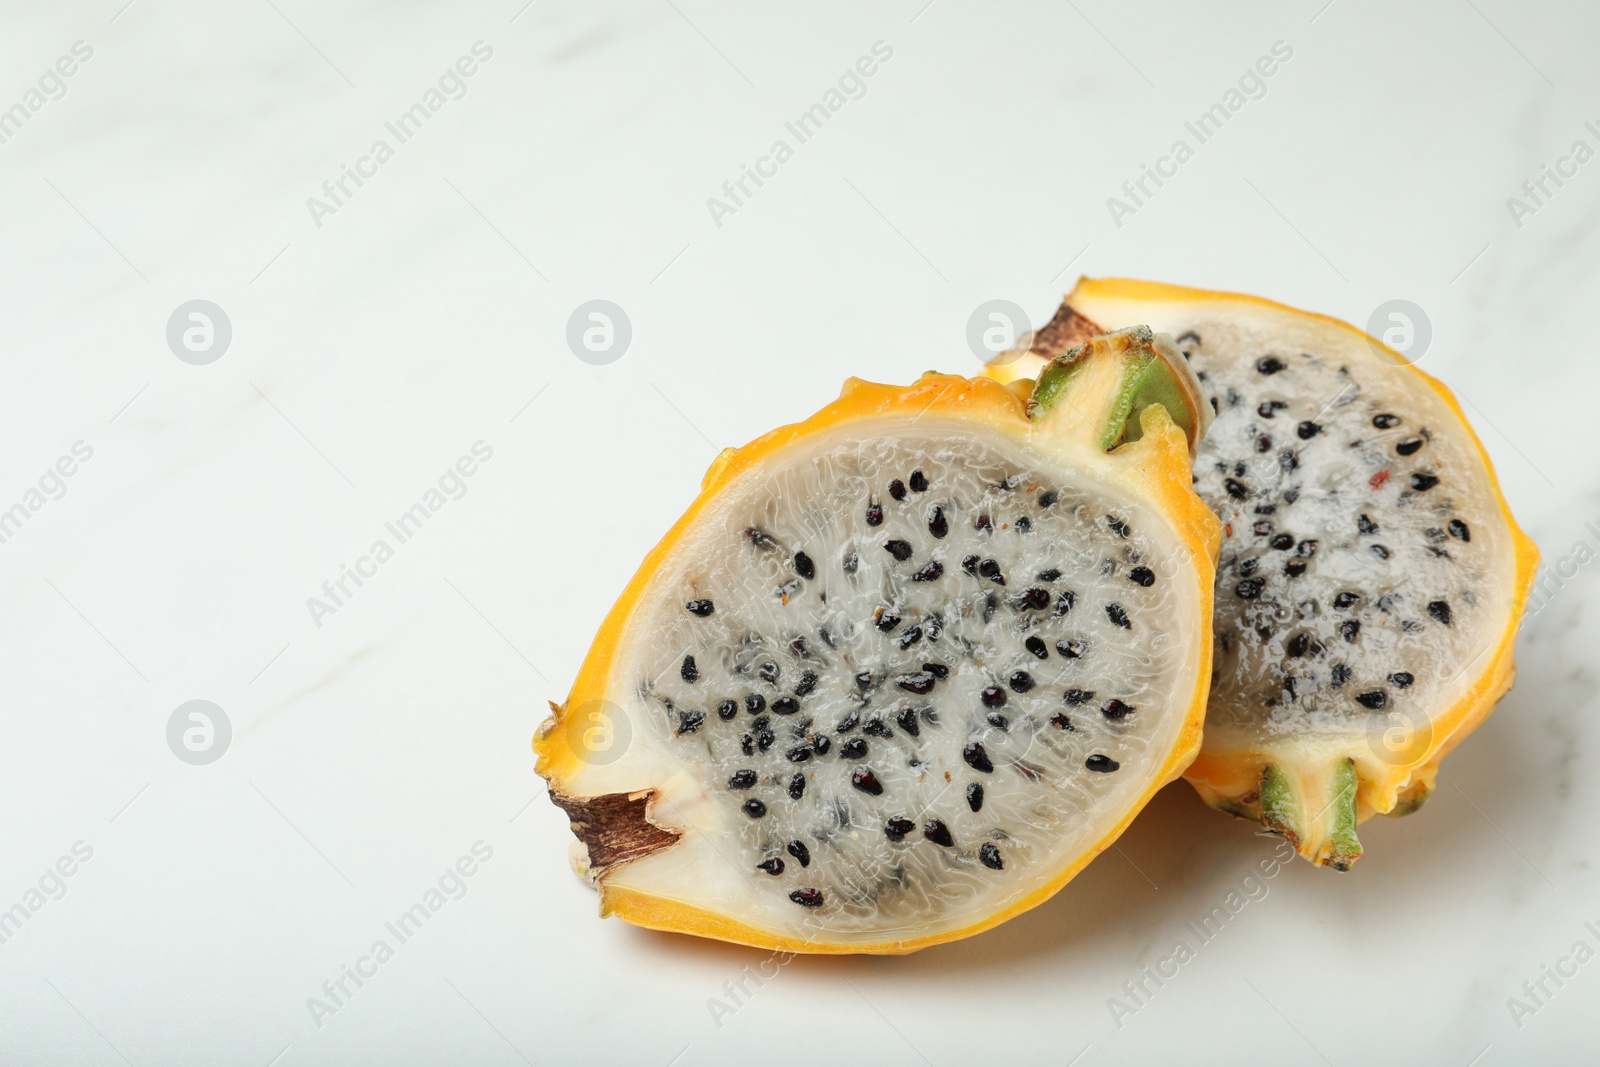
[1064,290,1519,784]
[571,417,1204,946]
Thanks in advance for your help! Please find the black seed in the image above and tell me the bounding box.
[789,888,823,908]
[742,798,767,818]
[1373,413,1401,429]
[835,710,860,733]
[896,671,935,695]
[1040,490,1060,508]
[757,857,785,876]
[896,707,921,737]
[794,671,818,698]
[928,507,948,539]
[745,527,777,551]
[1020,587,1051,610]
[686,599,715,617]
[1425,527,1448,544]
[893,626,921,651]
[1333,591,1360,610]
[911,561,944,583]
[1009,671,1036,693]
[811,734,831,755]
[923,820,954,847]
[1287,633,1309,657]
[1297,421,1322,440]
[1254,521,1274,537]
[1101,698,1132,720]
[1387,671,1416,690]
[862,716,893,739]
[982,593,999,624]
[980,686,1007,708]
[1356,690,1387,710]
[1056,639,1086,658]
[884,817,915,841]
[959,783,983,814]
[963,742,993,773]
[1257,402,1277,418]
[1211,397,1219,414]
[1054,590,1076,616]
[745,694,767,715]
[1235,578,1265,600]
[787,840,811,867]
[717,700,738,721]
[1104,516,1133,541]
[1015,516,1033,534]
[1257,356,1287,375]
[979,843,1004,870]
[729,770,757,789]
[1256,434,1273,453]
[888,478,907,500]
[973,514,993,533]
[785,745,812,763]
[1086,754,1120,773]
[1396,437,1424,456]
[1428,600,1453,625]
[884,539,913,562]
[840,737,869,760]
[866,502,883,526]
[1254,621,1275,641]
[759,661,780,685]
[772,696,800,717]
[1340,619,1361,642]
[1449,519,1471,542]
[1370,544,1390,560]
[1106,603,1131,628]
[1279,450,1299,472]
[1050,712,1074,731]
[756,730,774,752]
[740,734,754,755]
[1297,539,1318,557]
[1025,635,1049,660]
[851,768,883,796]
[961,554,980,574]
[1284,559,1308,578]
[676,711,704,734]
[922,662,950,680]
[1128,566,1156,587]
[979,559,1005,584]
[1270,534,1294,551]
[875,612,901,633]
[1410,473,1440,491]
[1241,559,1259,576]
[1284,487,1300,503]
[909,470,928,492]
[1064,688,1095,706]
[1225,478,1249,501]
[794,551,815,580]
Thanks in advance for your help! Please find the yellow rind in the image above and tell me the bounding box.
[536,374,1219,952]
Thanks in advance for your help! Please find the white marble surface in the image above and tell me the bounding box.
[1,1,1596,1064]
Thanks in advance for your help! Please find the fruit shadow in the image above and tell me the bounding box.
[626,659,1575,979]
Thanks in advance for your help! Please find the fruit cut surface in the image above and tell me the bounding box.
[538,369,1218,951]
[991,279,1538,868]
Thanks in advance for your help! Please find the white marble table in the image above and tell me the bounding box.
[1,1,1595,1064]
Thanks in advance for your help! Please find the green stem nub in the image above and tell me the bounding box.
[1027,326,1211,455]
[1256,758,1364,871]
